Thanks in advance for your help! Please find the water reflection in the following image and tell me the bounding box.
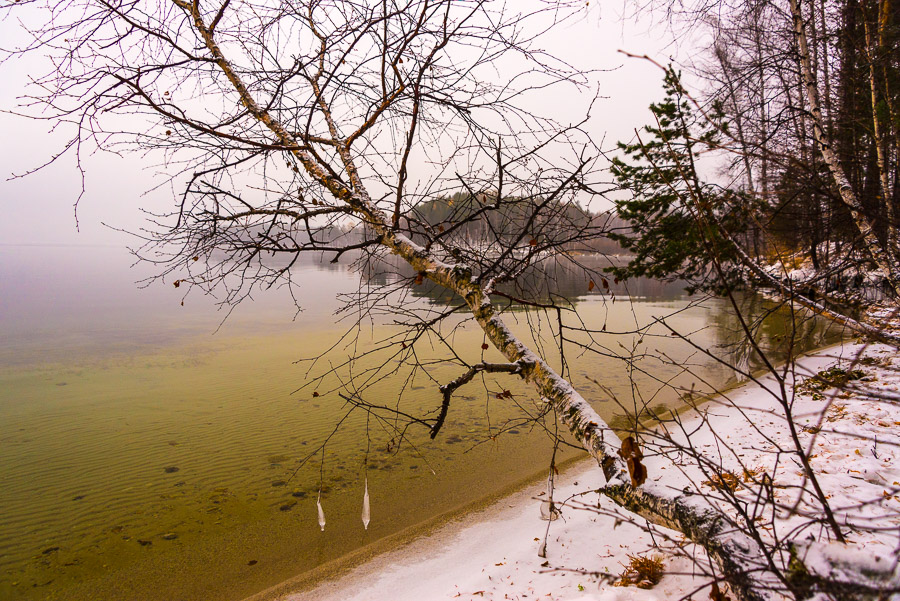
[706,293,847,376]
[0,245,847,601]
[373,252,688,306]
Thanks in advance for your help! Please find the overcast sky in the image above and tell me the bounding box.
[0,2,695,247]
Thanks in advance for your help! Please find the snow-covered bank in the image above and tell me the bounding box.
[278,337,900,601]
[284,461,696,601]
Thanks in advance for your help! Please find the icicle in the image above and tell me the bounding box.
[361,477,370,530]
[317,492,326,532]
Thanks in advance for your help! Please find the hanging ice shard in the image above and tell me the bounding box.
[317,493,326,532]
[361,477,370,530]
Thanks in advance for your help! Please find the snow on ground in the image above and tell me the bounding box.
[286,333,900,601]
[287,462,698,601]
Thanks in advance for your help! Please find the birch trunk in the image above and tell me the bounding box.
[604,482,783,601]
[789,0,900,297]
[787,539,900,599]
[864,13,900,264]
[737,242,900,345]
[176,5,830,599]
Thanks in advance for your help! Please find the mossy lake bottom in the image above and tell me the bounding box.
[0,247,845,600]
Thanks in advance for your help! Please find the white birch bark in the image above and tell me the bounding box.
[174,5,814,599]
[788,0,900,297]
[864,16,900,263]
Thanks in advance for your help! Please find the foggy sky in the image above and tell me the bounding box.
[0,2,691,248]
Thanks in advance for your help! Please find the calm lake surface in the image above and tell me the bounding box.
[0,245,845,601]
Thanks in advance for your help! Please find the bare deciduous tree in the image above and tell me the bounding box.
[3,1,899,600]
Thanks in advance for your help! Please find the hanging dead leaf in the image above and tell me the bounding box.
[438,224,445,232]
[173,280,180,288]
[414,273,424,285]
[601,278,609,289]
[618,436,647,487]
[192,256,199,261]
[588,280,595,291]
[312,391,319,397]
[529,238,538,246]
[709,582,730,601]
[481,343,489,350]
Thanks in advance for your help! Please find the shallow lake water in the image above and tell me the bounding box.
[0,245,845,601]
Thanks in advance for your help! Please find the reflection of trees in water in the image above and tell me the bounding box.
[344,251,845,392]
[496,255,689,303]
[293,250,843,432]
[706,293,847,377]
[353,252,689,307]
[599,295,846,432]
[269,251,841,394]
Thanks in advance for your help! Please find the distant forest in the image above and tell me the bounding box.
[409,192,628,256]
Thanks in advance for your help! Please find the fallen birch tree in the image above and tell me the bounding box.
[3,1,899,600]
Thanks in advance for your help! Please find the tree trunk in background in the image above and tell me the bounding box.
[790,0,900,296]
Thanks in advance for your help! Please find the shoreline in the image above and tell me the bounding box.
[241,454,591,601]
[247,335,900,601]
[279,460,630,601]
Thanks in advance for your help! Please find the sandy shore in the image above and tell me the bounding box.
[284,459,698,601]
[259,338,900,601]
